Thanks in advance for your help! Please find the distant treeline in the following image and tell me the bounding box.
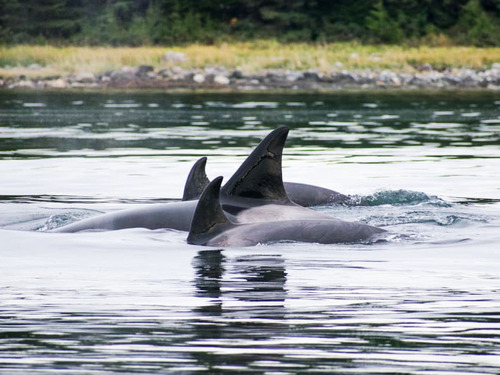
[0,0,499,46]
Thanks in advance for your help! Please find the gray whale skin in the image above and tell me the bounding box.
[188,177,385,247]
[52,126,295,232]
[51,126,377,241]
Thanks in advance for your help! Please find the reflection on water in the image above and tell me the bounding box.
[1,90,499,374]
[191,251,289,372]
[1,91,499,158]
[1,244,500,374]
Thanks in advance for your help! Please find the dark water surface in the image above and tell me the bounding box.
[1,90,499,374]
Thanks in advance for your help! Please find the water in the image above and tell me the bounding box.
[1,90,499,374]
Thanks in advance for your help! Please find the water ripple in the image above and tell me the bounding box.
[1,91,500,374]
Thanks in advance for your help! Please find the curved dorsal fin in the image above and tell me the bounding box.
[187,176,231,245]
[182,157,210,201]
[220,126,290,204]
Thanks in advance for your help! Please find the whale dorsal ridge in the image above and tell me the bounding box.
[182,157,210,201]
[220,126,290,203]
[187,176,231,245]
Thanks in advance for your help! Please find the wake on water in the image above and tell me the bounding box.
[346,189,449,207]
[1,189,495,247]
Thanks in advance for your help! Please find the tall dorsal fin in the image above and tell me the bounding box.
[182,157,210,201]
[187,176,232,245]
[220,126,290,204]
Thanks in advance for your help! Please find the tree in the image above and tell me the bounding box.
[366,1,404,43]
[455,0,499,46]
[0,0,82,43]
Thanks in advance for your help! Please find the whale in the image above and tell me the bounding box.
[50,200,199,232]
[182,157,350,207]
[283,182,350,206]
[52,126,325,233]
[187,177,386,247]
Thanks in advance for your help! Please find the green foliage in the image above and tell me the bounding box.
[0,0,82,43]
[366,1,404,44]
[454,0,499,46]
[0,0,498,46]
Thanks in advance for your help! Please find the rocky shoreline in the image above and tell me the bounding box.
[2,63,500,91]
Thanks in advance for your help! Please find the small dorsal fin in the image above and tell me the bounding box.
[187,176,231,245]
[220,126,290,204]
[182,157,210,201]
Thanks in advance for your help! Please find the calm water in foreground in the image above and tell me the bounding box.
[1,90,499,374]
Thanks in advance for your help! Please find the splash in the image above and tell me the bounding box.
[38,210,99,231]
[348,189,449,207]
[366,211,488,227]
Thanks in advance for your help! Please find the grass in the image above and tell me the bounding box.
[1,41,499,79]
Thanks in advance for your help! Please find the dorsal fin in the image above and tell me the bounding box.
[220,126,290,204]
[187,176,231,245]
[182,157,210,201]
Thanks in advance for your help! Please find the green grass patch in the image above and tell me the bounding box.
[1,42,499,79]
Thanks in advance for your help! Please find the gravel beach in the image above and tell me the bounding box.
[2,63,500,91]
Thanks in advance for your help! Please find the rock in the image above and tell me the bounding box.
[5,61,499,90]
[398,73,412,85]
[378,70,402,86]
[264,70,286,83]
[481,67,500,85]
[162,66,189,81]
[454,69,478,87]
[28,64,42,70]
[285,71,302,82]
[157,69,170,78]
[351,70,375,85]
[46,78,67,88]
[205,66,227,76]
[230,70,244,79]
[110,67,137,85]
[172,66,183,74]
[17,80,36,89]
[121,66,138,75]
[213,74,230,85]
[419,63,433,72]
[409,75,427,87]
[302,71,322,82]
[74,72,95,83]
[136,65,154,78]
[443,75,460,86]
[162,51,187,64]
[193,73,205,84]
[330,71,356,84]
